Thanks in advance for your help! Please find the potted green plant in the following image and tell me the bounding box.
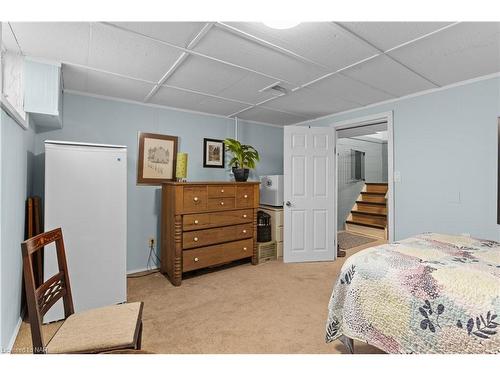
[224,138,260,182]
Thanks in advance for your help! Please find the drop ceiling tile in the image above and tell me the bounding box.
[217,74,279,104]
[9,22,90,65]
[264,88,358,118]
[224,22,378,71]
[150,85,247,116]
[166,56,248,97]
[236,107,308,126]
[88,23,183,82]
[62,64,155,101]
[309,73,394,106]
[343,55,435,97]
[388,22,500,86]
[339,22,454,51]
[149,85,205,108]
[196,97,249,116]
[109,22,206,47]
[1,23,21,52]
[194,27,328,85]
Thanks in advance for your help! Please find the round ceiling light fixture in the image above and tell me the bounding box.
[262,21,301,30]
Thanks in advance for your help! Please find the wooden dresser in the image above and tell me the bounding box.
[161,181,260,286]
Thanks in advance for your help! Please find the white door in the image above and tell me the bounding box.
[283,126,335,263]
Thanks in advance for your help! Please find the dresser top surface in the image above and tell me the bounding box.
[162,181,260,186]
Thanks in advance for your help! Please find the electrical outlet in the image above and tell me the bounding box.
[149,237,155,247]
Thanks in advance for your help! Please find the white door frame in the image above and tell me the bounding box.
[330,111,395,245]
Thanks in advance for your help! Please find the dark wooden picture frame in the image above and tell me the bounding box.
[137,132,178,185]
[203,138,225,168]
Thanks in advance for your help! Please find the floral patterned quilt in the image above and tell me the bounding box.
[325,233,500,354]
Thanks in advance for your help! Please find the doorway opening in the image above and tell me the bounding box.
[332,113,394,256]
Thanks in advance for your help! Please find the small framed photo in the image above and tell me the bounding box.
[137,132,178,184]
[203,138,225,168]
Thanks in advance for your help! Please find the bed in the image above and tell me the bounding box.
[325,233,500,354]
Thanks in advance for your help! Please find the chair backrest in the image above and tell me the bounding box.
[21,228,74,354]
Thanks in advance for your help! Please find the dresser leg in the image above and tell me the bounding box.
[252,208,258,265]
[173,215,183,286]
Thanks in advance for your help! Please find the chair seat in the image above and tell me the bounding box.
[46,302,143,354]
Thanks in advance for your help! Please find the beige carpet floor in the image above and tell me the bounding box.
[12,240,386,354]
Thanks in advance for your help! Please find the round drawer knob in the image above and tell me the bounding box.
[194,220,199,224]
[243,229,247,234]
[243,247,247,251]
[220,201,224,205]
[194,257,199,262]
[193,197,199,202]
[221,189,224,193]
[244,194,248,198]
[194,237,199,242]
[243,214,247,218]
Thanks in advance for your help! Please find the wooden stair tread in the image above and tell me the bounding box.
[360,192,386,196]
[365,183,388,185]
[351,210,386,217]
[346,220,385,229]
[356,200,386,206]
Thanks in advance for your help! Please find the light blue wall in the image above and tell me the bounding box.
[337,137,386,230]
[34,93,284,273]
[0,109,35,351]
[307,76,500,242]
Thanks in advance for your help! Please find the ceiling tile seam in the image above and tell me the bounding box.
[337,72,396,100]
[293,53,381,90]
[383,22,461,54]
[331,22,445,87]
[214,22,331,71]
[100,22,301,87]
[160,83,256,106]
[63,61,158,84]
[227,94,311,120]
[144,22,214,102]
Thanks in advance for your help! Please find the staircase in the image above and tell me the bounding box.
[345,183,388,240]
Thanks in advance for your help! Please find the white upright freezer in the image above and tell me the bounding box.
[43,141,127,323]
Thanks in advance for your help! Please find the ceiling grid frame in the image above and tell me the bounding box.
[63,21,468,122]
[212,22,463,118]
[5,21,497,125]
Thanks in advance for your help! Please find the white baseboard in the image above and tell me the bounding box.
[127,267,159,275]
[5,316,23,354]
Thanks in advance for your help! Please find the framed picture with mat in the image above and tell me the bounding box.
[203,138,225,168]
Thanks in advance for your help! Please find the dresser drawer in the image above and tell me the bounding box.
[183,239,253,272]
[183,223,253,249]
[207,185,235,198]
[236,185,254,208]
[207,197,236,210]
[183,186,207,212]
[183,209,253,231]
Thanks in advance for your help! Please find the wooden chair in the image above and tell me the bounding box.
[21,228,144,354]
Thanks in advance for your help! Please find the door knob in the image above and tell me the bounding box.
[285,201,292,207]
